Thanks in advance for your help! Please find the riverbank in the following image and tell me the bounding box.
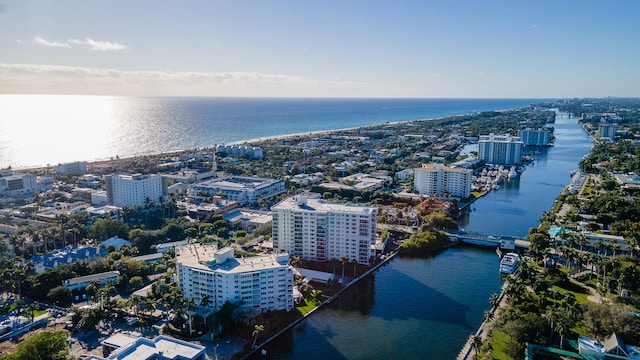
[241,251,399,360]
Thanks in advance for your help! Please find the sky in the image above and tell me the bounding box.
[0,1,639,98]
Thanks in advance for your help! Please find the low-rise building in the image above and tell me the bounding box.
[0,173,39,197]
[190,176,285,205]
[578,332,639,359]
[187,196,238,220]
[90,334,206,360]
[55,161,88,175]
[62,271,119,291]
[30,245,108,273]
[223,209,272,232]
[217,144,263,159]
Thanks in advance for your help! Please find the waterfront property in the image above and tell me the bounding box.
[478,133,524,165]
[271,194,377,265]
[55,161,88,175]
[414,163,472,199]
[597,122,617,141]
[518,128,552,146]
[176,244,294,313]
[217,144,263,159]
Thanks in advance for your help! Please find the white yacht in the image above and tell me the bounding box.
[499,253,520,274]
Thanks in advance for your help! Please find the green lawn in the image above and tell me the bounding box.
[489,331,512,360]
[296,299,318,316]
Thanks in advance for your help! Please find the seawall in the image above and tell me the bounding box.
[240,251,399,360]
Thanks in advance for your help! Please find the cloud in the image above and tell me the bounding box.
[33,36,127,51]
[528,24,538,30]
[0,63,363,96]
[33,36,70,48]
[68,37,127,51]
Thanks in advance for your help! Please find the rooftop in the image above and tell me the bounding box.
[272,195,376,215]
[176,244,289,273]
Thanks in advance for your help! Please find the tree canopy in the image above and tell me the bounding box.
[1,330,69,360]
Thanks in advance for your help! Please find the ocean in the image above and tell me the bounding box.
[0,95,542,169]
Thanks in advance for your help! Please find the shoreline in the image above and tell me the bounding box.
[240,251,399,360]
[11,117,443,172]
[8,101,535,172]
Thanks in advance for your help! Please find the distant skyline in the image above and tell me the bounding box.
[1,1,639,98]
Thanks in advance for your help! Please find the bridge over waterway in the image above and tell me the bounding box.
[444,229,530,250]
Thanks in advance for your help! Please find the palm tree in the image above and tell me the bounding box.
[200,294,211,308]
[352,259,358,278]
[25,303,38,322]
[625,232,639,258]
[251,324,264,349]
[504,278,525,304]
[489,293,500,309]
[483,310,494,323]
[340,255,348,283]
[470,334,482,359]
[184,297,196,334]
[12,261,33,299]
[543,306,561,341]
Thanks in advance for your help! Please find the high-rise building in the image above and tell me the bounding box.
[176,244,294,313]
[597,123,617,140]
[518,128,551,146]
[105,174,167,207]
[271,195,377,265]
[413,163,472,198]
[478,133,524,165]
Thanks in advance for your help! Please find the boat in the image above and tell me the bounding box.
[499,253,520,274]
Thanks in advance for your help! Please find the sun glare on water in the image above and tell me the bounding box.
[0,95,120,169]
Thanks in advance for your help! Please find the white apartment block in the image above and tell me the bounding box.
[271,195,377,265]
[518,128,551,146]
[478,133,524,165]
[0,173,39,196]
[217,145,263,159]
[176,245,294,313]
[414,163,472,199]
[105,174,167,207]
[190,176,285,205]
[62,271,120,291]
[55,161,88,175]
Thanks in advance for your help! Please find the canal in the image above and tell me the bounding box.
[255,111,593,360]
